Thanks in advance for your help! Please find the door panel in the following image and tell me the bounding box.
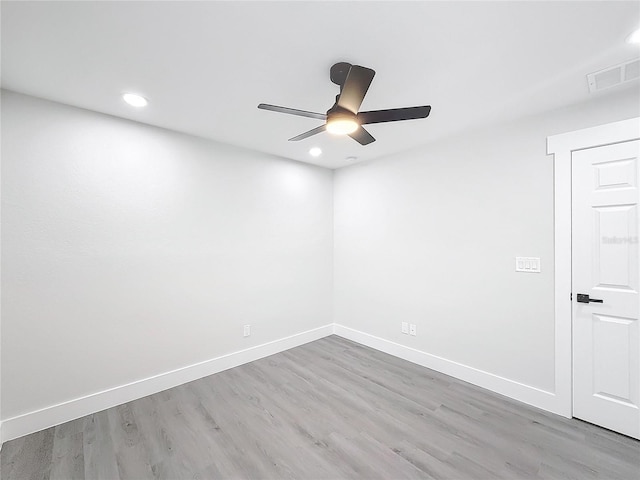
[594,158,637,190]
[592,314,637,404]
[572,140,640,439]
[594,205,637,290]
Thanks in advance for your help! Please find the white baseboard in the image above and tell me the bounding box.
[333,324,565,416]
[1,322,567,445]
[1,324,333,444]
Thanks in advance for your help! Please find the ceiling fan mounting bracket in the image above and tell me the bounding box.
[330,62,352,88]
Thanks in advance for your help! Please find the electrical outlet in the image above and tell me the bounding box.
[243,325,251,337]
[409,324,417,336]
[401,322,409,334]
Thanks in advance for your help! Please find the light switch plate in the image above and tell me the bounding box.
[516,257,541,273]
[401,322,409,334]
[409,324,417,336]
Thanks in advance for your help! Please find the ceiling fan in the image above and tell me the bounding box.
[258,62,432,145]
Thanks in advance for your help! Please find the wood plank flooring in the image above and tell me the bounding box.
[2,335,639,479]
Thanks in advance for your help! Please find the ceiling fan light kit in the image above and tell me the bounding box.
[258,62,431,146]
[326,114,359,135]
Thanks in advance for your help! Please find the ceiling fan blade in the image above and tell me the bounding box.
[358,106,431,125]
[288,124,327,141]
[336,65,376,114]
[258,104,327,121]
[348,126,376,145]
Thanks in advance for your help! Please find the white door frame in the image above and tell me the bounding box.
[547,117,640,418]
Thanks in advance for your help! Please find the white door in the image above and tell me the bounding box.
[572,140,640,439]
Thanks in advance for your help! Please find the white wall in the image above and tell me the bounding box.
[334,87,640,398]
[1,91,333,424]
[3,84,639,442]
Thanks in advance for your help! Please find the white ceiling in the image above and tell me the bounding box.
[2,1,639,169]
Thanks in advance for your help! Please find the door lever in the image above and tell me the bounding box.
[576,294,603,304]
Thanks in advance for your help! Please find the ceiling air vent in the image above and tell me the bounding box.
[587,58,640,93]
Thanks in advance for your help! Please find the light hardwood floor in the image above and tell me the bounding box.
[2,335,639,479]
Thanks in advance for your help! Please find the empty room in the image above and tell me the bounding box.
[1,1,639,479]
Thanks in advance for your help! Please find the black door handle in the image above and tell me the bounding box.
[577,294,604,304]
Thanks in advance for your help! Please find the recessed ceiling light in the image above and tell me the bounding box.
[122,93,148,107]
[627,28,640,44]
[309,147,322,157]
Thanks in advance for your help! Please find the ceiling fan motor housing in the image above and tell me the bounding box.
[327,105,357,121]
